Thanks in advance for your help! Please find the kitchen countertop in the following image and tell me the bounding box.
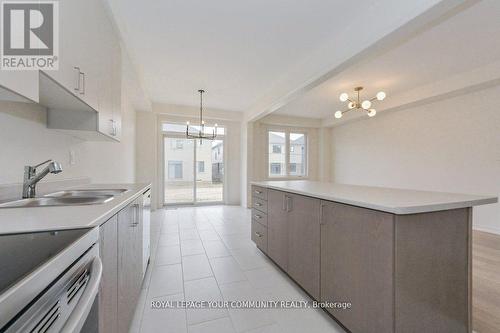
[0,183,151,235]
[251,180,497,214]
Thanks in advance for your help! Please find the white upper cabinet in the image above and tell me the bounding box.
[43,0,122,141]
[0,72,39,103]
[42,0,98,109]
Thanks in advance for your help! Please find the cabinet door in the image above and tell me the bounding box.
[320,201,394,333]
[267,189,288,270]
[43,0,86,97]
[287,193,320,299]
[99,215,118,333]
[95,5,121,140]
[117,199,143,332]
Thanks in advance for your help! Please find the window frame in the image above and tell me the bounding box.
[266,128,308,179]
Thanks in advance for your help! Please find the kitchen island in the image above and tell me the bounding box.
[250,180,497,333]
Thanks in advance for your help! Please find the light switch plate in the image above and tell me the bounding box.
[69,150,76,165]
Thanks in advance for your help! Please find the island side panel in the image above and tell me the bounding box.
[394,208,471,333]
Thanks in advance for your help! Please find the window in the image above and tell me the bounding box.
[198,161,205,173]
[270,163,282,175]
[289,133,306,176]
[268,131,286,177]
[168,161,183,179]
[268,130,307,177]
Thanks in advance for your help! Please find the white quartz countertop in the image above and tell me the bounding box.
[0,183,151,235]
[251,180,497,215]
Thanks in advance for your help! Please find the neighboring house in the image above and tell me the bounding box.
[268,132,305,176]
[165,139,223,183]
[211,141,224,183]
[268,132,286,176]
[164,139,211,183]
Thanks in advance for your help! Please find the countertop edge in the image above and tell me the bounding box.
[84,183,151,228]
[0,183,152,235]
[251,181,498,215]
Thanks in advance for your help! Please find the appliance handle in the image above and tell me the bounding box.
[61,256,102,333]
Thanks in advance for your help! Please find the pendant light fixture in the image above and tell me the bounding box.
[186,89,218,143]
[334,87,386,119]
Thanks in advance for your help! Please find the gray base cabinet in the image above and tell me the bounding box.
[265,189,321,299]
[321,201,394,333]
[287,193,320,300]
[99,215,118,333]
[267,190,288,270]
[251,185,471,333]
[98,196,144,333]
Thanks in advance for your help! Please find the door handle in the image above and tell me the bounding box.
[131,203,140,227]
[74,67,81,92]
[286,196,292,212]
[80,72,85,95]
[254,232,263,238]
[320,203,326,225]
[254,214,262,219]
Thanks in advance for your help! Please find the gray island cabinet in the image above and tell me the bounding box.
[251,181,498,333]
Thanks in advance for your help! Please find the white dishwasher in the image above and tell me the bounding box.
[142,189,151,276]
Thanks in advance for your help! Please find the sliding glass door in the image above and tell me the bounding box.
[164,138,195,204]
[196,139,224,203]
[163,128,224,205]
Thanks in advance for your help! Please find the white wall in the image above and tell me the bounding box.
[330,85,500,234]
[0,96,136,185]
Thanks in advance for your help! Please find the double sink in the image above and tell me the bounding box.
[0,189,128,208]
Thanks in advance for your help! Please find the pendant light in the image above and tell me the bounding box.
[186,89,218,143]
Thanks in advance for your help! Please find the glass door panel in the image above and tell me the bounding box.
[196,139,224,202]
[164,137,195,204]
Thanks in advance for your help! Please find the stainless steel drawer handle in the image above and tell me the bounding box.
[254,232,263,238]
[255,190,262,194]
[254,215,262,219]
[255,203,262,206]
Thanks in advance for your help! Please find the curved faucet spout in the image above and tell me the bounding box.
[22,160,63,198]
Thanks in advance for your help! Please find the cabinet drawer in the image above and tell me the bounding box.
[251,220,268,253]
[252,186,268,200]
[253,197,268,213]
[252,209,268,226]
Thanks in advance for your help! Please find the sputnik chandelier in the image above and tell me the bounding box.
[334,87,386,119]
[186,89,218,142]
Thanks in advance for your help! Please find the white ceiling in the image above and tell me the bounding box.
[274,0,500,119]
[105,0,363,111]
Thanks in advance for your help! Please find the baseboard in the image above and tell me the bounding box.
[473,224,500,235]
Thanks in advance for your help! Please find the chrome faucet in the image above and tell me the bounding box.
[22,159,63,198]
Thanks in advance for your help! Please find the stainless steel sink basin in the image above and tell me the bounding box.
[0,196,114,208]
[44,189,128,198]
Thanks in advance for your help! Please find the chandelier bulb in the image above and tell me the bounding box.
[361,100,372,110]
[186,121,190,125]
[376,91,386,101]
[368,109,377,117]
[348,102,355,109]
[334,111,343,119]
[339,93,349,102]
